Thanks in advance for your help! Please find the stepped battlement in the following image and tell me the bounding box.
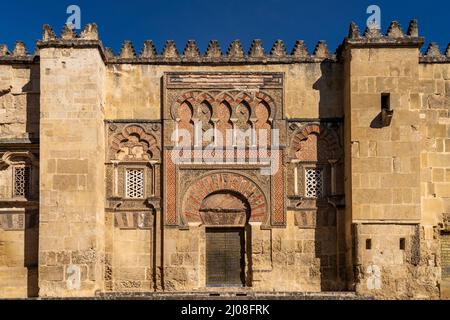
[0,20,448,64]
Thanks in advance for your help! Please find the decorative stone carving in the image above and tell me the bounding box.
[171,90,277,125]
[364,23,382,39]
[227,40,245,58]
[141,40,157,59]
[164,73,285,227]
[43,24,56,41]
[290,124,341,162]
[270,40,287,57]
[348,22,361,40]
[313,41,330,59]
[183,40,200,59]
[421,42,448,63]
[181,172,268,225]
[162,40,179,59]
[249,39,265,58]
[0,212,37,231]
[80,23,99,40]
[386,21,404,38]
[407,19,419,37]
[345,20,424,53]
[104,48,115,59]
[0,151,38,169]
[13,41,27,56]
[120,41,136,59]
[292,40,309,58]
[0,44,9,56]
[110,125,160,161]
[61,24,76,40]
[106,122,162,217]
[205,40,222,58]
[424,43,444,58]
[114,211,154,229]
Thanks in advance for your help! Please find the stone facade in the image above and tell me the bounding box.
[0,20,449,299]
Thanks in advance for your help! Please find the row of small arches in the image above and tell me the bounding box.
[178,100,271,128]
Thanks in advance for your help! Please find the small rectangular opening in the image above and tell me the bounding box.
[366,239,372,250]
[400,238,406,250]
[381,93,390,110]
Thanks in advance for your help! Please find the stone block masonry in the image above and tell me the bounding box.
[0,20,449,299]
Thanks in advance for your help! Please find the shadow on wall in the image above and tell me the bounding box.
[24,209,39,297]
[23,63,40,297]
[313,61,347,291]
[23,63,40,140]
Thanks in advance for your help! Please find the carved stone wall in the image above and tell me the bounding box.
[1,19,449,298]
[180,170,269,226]
[286,122,345,290]
[105,122,161,292]
[163,72,286,228]
[0,151,39,298]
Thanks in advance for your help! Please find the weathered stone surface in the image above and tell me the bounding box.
[0,20,449,300]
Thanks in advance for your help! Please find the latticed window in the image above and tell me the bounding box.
[14,166,31,198]
[125,169,145,199]
[305,168,323,198]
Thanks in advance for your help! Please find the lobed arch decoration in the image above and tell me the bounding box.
[215,101,233,134]
[235,101,252,131]
[180,171,269,226]
[0,151,38,170]
[170,90,277,125]
[110,125,160,161]
[196,92,216,109]
[290,124,341,162]
[215,92,235,109]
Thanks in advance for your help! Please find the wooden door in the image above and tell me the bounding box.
[206,228,245,287]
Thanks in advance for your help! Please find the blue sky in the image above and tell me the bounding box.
[0,0,448,55]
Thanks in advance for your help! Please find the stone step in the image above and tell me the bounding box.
[97,291,372,300]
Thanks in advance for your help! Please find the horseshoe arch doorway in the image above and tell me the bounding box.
[201,191,251,287]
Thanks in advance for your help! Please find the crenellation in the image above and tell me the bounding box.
[106,38,337,63]
[0,44,9,56]
[227,39,245,59]
[348,22,362,40]
[205,40,222,58]
[42,24,57,41]
[248,39,265,58]
[119,41,136,59]
[140,40,157,59]
[291,40,309,58]
[312,40,331,59]
[12,41,27,56]
[363,23,383,39]
[407,19,419,37]
[3,21,443,66]
[60,24,77,40]
[182,40,200,60]
[270,40,287,57]
[345,20,424,49]
[386,21,404,38]
[421,42,448,63]
[162,40,179,60]
[80,23,99,40]
[104,47,115,59]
